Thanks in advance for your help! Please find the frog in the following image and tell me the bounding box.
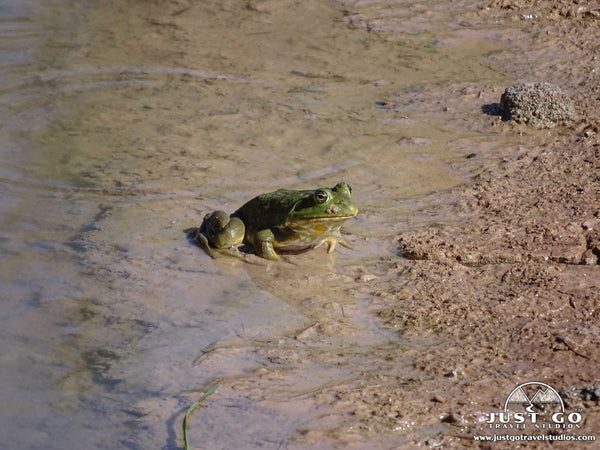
[191,182,358,260]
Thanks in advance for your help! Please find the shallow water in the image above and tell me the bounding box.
[0,0,510,448]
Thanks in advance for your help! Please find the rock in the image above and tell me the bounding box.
[500,82,576,128]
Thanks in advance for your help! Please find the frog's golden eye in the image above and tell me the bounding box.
[314,190,329,203]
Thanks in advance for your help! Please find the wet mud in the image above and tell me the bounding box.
[1,0,600,448]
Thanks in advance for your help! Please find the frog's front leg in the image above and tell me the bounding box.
[197,211,245,257]
[253,229,279,260]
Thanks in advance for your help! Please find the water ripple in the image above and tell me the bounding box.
[0,173,209,201]
[0,66,275,101]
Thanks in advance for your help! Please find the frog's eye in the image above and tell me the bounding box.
[314,190,329,203]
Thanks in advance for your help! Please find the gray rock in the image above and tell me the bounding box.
[500,82,576,128]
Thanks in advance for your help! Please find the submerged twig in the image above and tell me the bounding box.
[182,380,221,450]
[555,335,591,360]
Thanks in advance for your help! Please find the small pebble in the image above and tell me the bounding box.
[581,249,598,265]
[357,273,377,283]
[441,413,458,423]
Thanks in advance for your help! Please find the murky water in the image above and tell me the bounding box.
[1,0,509,448]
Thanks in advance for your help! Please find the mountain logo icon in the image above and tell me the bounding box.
[504,382,564,412]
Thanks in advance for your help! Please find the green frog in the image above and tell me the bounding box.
[191,182,358,260]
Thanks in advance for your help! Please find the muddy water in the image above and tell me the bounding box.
[1,0,510,448]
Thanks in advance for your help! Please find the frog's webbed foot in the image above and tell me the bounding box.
[191,230,215,258]
[315,236,352,254]
[185,226,217,258]
[336,238,352,250]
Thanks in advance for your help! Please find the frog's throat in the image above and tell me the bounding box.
[274,216,352,250]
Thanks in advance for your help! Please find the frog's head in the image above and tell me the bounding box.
[288,182,358,223]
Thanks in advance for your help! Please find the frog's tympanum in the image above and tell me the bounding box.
[192,182,358,260]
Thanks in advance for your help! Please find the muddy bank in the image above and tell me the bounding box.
[383,136,600,446]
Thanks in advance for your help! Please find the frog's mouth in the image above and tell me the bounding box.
[287,213,356,225]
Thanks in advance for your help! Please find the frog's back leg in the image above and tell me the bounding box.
[202,211,245,249]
